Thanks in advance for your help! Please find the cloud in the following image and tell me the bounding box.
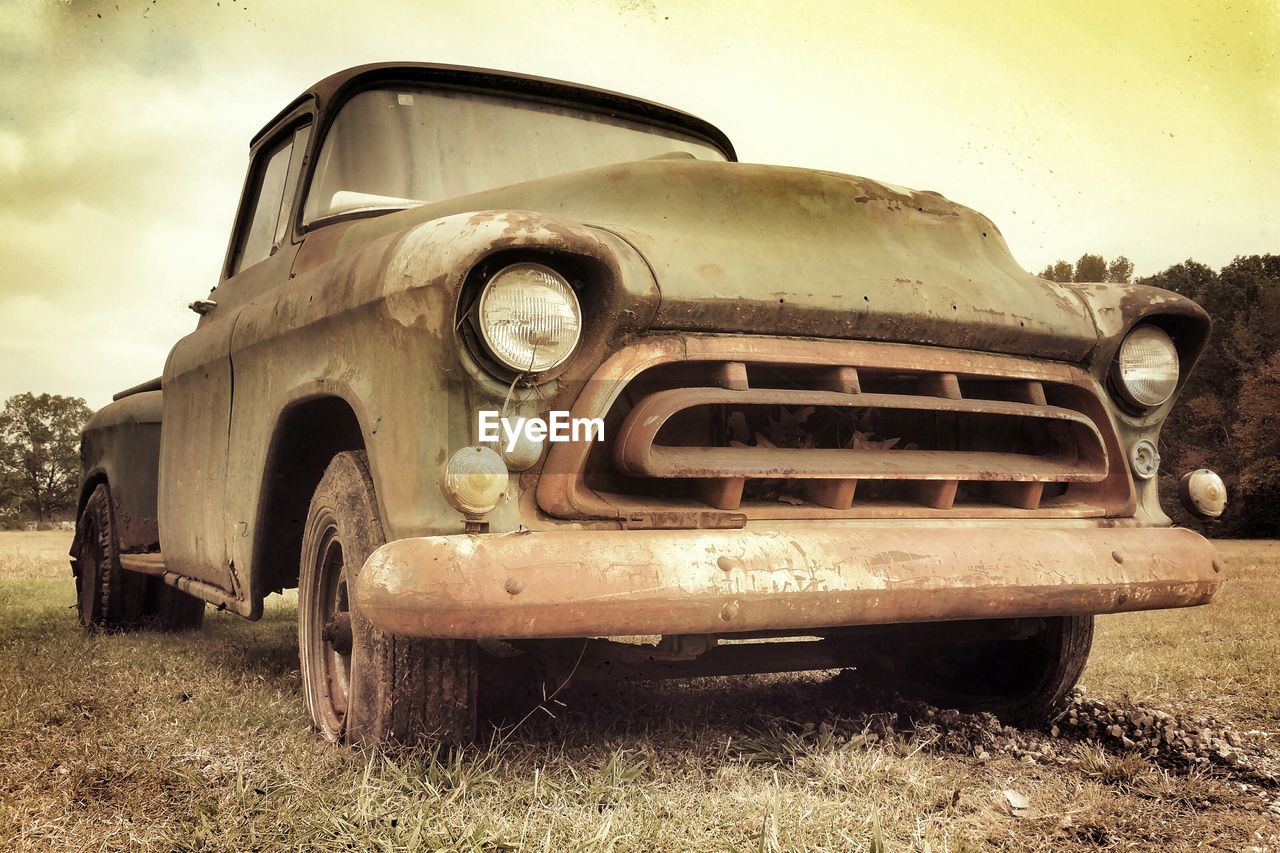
[0,1,295,407]
[0,290,187,406]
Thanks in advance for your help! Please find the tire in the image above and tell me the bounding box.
[890,616,1093,725]
[298,451,477,747]
[74,482,207,632]
[74,483,147,631]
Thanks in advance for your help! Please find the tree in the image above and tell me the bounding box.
[1140,254,1280,536]
[0,393,91,524]
[1234,351,1280,498]
[1138,259,1218,306]
[1214,254,1280,325]
[1039,260,1074,282]
[1106,256,1134,283]
[1073,253,1107,283]
[1219,286,1280,535]
[1041,255,1130,283]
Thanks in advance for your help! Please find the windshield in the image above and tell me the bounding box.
[303,86,728,224]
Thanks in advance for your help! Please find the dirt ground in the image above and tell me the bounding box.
[1,532,1277,851]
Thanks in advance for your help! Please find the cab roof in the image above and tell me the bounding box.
[251,61,737,161]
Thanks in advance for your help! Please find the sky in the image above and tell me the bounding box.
[1,0,1277,409]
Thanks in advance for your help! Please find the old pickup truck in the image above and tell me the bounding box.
[73,62,1225,746]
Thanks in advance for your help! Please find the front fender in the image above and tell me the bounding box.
[1070,283,1213,526]
[223,210,658,608]
[1071,283,1211,392]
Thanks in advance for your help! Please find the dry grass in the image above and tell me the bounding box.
[0,533,1277,851]
[1086,540,1280,728]
[0,530,74,583]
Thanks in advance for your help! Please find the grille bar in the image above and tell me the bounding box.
[613,384,1108,511]
[621,442,1106,483]
[616,387,1106,479]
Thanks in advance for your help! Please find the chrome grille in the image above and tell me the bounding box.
[537,336,1133,523]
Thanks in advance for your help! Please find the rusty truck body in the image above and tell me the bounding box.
[73,63,1223,745]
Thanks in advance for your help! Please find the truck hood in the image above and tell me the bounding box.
[331,160,1100,361]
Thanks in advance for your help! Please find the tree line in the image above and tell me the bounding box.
[0,393,91,528]
[1037,252,1279,536]
[1040,253,1135,284]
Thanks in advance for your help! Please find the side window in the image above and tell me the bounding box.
[274,125,311,247]
[230,123,311,275]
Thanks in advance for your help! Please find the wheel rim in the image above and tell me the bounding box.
[312,524,354,736]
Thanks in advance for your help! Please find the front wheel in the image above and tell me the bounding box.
[297,451,477,747]
[877,616,1094,725]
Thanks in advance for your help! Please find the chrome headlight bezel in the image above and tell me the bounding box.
[1111,324,1180,410]
[473,262,582,375]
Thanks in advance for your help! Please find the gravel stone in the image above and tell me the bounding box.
[822,675,1278,794]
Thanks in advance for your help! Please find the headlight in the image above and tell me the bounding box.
[1113,324,1179,409]
[477,263,581,373]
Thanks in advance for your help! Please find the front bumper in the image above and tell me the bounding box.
[352,525,1222,639]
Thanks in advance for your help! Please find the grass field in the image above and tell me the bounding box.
[1,532,1277,851]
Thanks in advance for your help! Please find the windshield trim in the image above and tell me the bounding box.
[262,62,736,159]
[298,77,731,233]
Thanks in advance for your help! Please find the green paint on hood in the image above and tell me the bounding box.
[338,159,1100,361]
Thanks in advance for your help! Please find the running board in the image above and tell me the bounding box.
[119,553,246,615]
[118,553,166,575]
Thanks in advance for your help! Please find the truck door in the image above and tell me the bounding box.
[158,121,311,599]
